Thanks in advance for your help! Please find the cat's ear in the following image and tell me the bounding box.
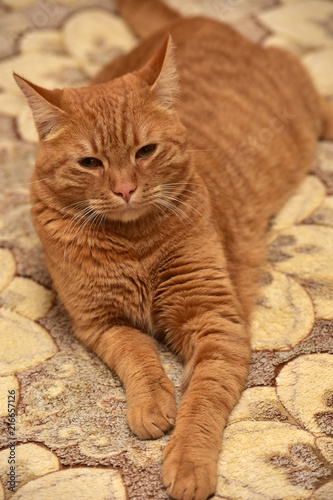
[13,73,65,140]
[137,35,179,108]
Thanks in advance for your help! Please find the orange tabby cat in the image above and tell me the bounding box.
[15,0,333,499]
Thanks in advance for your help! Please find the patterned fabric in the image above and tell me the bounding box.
[1,1,333,498]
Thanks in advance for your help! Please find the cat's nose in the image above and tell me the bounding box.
[113,182,137,204]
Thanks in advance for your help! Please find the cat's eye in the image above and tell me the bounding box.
[135,144,157,160]
[78,157,103,169]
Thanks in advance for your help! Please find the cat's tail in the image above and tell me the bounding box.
[320,96,333,141]
[116,0,181,38]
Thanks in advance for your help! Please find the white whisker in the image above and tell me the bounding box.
[67,210,99,263]
[27,177,52,185]
[162,188,208,211]
[162,193,210,226]
[62,206,94,265]
[157,198,199,230]
[87,211,101,247]
[52,200,92,222]
[161,182,233,201]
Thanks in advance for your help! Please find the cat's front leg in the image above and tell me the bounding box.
[76,324,177,439]
[163,317,250,500]
[154,256,251,500]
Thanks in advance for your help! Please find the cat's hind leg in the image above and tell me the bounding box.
[76,325,177,439]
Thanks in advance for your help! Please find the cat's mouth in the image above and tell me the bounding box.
[89,197,152,223]
[107,202,148,223]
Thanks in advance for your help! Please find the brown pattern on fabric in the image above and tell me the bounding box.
[314,143,333,195]
[269,443,333,490]
[268,234,297,263]
[1,1,333,500]
[317,14,333,39]
[314,167,333,196]
[248,320,333,386]
[316,412,333,437]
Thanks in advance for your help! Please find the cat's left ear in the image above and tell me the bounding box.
[137,35,179,108]
[13,73,65,140]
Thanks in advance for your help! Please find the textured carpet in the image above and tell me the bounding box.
[1,0,333,499]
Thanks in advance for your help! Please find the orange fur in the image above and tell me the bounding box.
[15,1,333,499]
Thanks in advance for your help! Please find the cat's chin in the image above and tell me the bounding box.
[107,205,148,223]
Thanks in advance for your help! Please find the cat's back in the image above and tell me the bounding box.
[94,15,320,136]
[166,17,320,149]
[171,18,321,221]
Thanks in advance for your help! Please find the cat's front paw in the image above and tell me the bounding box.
[127,376,177,439]
[162,436,217,500]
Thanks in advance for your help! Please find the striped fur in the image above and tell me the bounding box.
[15,1,333,499]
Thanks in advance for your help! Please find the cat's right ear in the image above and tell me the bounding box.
[136,35,179,109]
[13,73,65,140]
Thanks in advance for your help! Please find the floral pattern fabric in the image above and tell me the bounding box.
[1,1,333,498]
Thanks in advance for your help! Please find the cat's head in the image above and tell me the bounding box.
[15,36,192,223]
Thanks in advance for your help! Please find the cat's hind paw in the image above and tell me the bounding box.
[162,437,217,500]
[127,376,177,439]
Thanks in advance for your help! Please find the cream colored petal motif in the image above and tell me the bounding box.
[0,309,57,376]
[0,92,25,117]
[0,249,15,292]
[20,29,65,55]
[317,141,333,173]
[0,54,88,94]
[277,354,333,436]
[251,269,314,350]
[217,421,316,499]
[167,0,277,22]
[0,444,59,495]
[228,386,293,424]
[263,34,306,55]
[1,0,35,8]
[268,176,326,242]
[16,107,36,143]
[271,225,333,319]
[63,9,137,75]
[166,0,215,18]
[10,468,126,500]
[0,277,54,320]
[281,0,307,4]
[0,376,19,417]
[313,482,333,500]
[258,1,333,48]
[302,49,333,96]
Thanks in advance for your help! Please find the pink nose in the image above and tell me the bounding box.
[113,182,137,204]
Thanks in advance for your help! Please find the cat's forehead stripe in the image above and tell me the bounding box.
[70,79,154,152]
[76,138,97,156]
